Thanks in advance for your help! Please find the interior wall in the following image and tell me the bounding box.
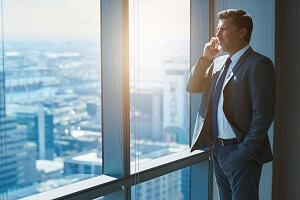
[279,0,300,198]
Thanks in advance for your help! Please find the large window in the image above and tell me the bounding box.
[0,0,212,199]
[1,0,101,198]
[129,0,190,164]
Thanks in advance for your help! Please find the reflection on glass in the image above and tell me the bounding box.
[131,167,190,200]
[93,197,104,200]
[129,0,190,164]
[0,0,101,199]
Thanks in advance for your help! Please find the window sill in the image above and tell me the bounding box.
[21,149,210,200]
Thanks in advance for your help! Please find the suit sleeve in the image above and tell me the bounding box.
[238,58,276,161]
[186,55,212,93]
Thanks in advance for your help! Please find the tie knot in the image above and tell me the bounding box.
[224,57,231,70]
[226,57,232,65]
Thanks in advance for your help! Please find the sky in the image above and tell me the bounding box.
[2,0,189,40]
[2,0,101,40]
[129,0,189,41]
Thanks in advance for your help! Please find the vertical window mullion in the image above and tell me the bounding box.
[101,0,130,199]
[190,0,212,200]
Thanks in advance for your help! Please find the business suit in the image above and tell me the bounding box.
[187,46,275,162]
[186,47,276,199]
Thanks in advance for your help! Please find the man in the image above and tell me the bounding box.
[186,9,275,200]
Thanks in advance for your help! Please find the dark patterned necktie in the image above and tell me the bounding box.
[211,57,232,139]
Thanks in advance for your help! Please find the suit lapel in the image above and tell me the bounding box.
[223,47,254,87]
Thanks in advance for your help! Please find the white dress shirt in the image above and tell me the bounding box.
[217,44,250,139]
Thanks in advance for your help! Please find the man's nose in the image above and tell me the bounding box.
[216,30,221,37]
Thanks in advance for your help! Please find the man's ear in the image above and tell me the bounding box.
[239,28,247,39]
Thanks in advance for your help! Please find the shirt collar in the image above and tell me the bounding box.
[229,44,250,63]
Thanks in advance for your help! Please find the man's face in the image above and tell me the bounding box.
[216,18,241,54]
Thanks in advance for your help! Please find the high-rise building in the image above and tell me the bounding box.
[130,88,163,141]
[42,92,95,157]
[163,65,189,144]
[7,104,54,160]
[131,170,183,200]
[0,116,38,192]
[130,142,187,200]
[86,100,101,125]
[0,71,38,193]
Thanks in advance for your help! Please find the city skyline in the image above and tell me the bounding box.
[0,0,191,198]
[0,36,190,199]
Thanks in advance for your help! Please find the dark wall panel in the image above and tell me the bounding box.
[281,0,300,198]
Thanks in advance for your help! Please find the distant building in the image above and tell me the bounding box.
[62,141,187,199]
[79,123,101,133]
[130,88,163,141]
[63,149,102,175]
[181,167,190,200]
[36,159,64,181]
[7,104,54,160]
[0,116,38,192]
[64,129,102,174]
[130,141,188,200]
[86,100,101,125]
[0,72,39,193]
[2,138,188,199]
[163,64,189,144]
[42,92,102,157]
[131,170,183,200]
[5,174,93,200]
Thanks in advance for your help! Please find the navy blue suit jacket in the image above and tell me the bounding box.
[186,47,275,164]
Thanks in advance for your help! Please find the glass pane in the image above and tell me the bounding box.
[0,1,6,197]
[129,0,190,163]
[131,167,190,200]
[1,0,101,198]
